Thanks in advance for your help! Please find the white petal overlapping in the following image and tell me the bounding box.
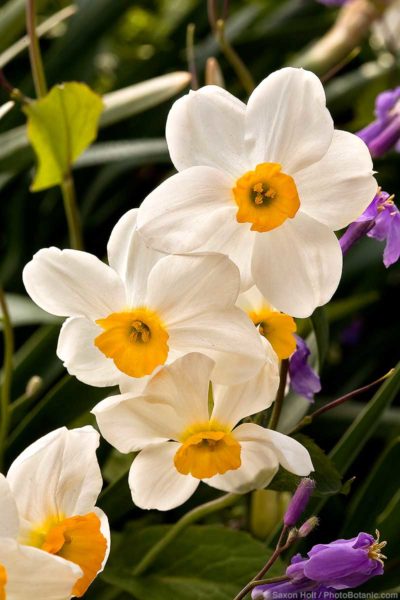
[138,66,376,317]
[295,130,377,230]
[7,427,103,527]
[245,67,334,173]
[22,248,126,319]
[129,442,199,511]
[166,85,247,176]
[0,475,19,538]
[252,212,343,318]
[94,353,313,511]
[0,539,81,600]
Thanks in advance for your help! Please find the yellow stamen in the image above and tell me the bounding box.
[248,306,297,359]
[368,530,387,566]
[0,563,7,600]
[32,513,107,597]
[95,307,169,378]
[233,163,300,232]
[174,423,241,479]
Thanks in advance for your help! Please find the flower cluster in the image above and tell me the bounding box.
[3,66,381,597]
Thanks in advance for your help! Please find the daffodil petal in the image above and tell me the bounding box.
[23,247,126,319]
[137,166,234,254]
[7,427,102,527]
[146,253,240,322]
[0,474,19,538]
[57,317,120,387]
[261,428,314,475]
[0,539,81,600]
[295,130,377,230]
[107,208,165,306]
[168,307,265,385]
[166,85,247,176]
[245,67,333,174]
[212,339,279,428]
[252,212,343,318]
[129,442,199,511]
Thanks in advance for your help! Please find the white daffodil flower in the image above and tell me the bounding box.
[137,67,377,318]
[0,538,81,600]
[0,427,110,598]
[23,209,265,389]
[237,286,297,360]
[93,353,313,511]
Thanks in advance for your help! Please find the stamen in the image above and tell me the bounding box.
[368,530,388,565]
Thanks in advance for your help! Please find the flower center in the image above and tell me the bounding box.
[174,423,241,479]
[233,162,300,232]
[95,307,169,378]
[0,563,6,600]
[28,513,107,597]
[368,530,387,566]
[248,306,297,360]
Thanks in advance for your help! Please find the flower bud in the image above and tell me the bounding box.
[298,516,319,538]
[283,478,315,527]
[25,375,43,397]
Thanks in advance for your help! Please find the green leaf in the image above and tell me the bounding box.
[102,525,283,600]
[330,362,400,475]
[342,437,400,536]
[100,72,191,128]
[269,434,342,496]
[0,294,59,329]
[310,306,329,368]
[23,82,104,191]
[75,140,169,168]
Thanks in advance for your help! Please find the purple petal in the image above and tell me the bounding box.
[368,116,400,158]
[383,213,400,267]
[289,335,321,402]
[303,546,376,588]
[284,478,315,526]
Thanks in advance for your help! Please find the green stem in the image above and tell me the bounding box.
[233,576,289,600]
[133,493,241,577]
[215,19,255,95]
[268,359,289,431]
[26,0,83,250]
[26,0,48,98]
[186,23,198,90]
[61,170,83,250]
[0,289,14,470]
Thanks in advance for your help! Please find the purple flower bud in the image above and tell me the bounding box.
[357,86,400,158]
[289,336,321,402]
[284,478,315,527]
[340,190,400,267]
[316,0,348,5]
[252,531,386,599]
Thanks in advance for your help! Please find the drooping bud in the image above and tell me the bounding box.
[298,516,319,538]
[25,375,43,397]
[283,478,315,527]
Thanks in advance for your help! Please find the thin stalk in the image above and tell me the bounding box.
[268,359,289,430]
[62,170,83,250]
[133,493,241,576]
[26,0,47,98]
[186,23,199,90]
[0,290,14,470]
[26,0,83,250]
[289,369,394,435]
[232,576,289,600]
[215,19,255,95]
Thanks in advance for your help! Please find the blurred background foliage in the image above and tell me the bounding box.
[0,0,399,597]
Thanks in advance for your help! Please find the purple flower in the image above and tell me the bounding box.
[252,532,386,599]
[340,190,400,267]
[289,336,321,402]
[357,87,400,157]
[284,478,315,527]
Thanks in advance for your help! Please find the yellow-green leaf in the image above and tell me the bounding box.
[24,82,103,191]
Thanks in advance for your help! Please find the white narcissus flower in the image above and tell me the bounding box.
[237,286,297,360]
[0,427,110,598]
[93,353,313,511]
[23,209,265,389]
[0,538,81,600]
[137,67,377,318]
